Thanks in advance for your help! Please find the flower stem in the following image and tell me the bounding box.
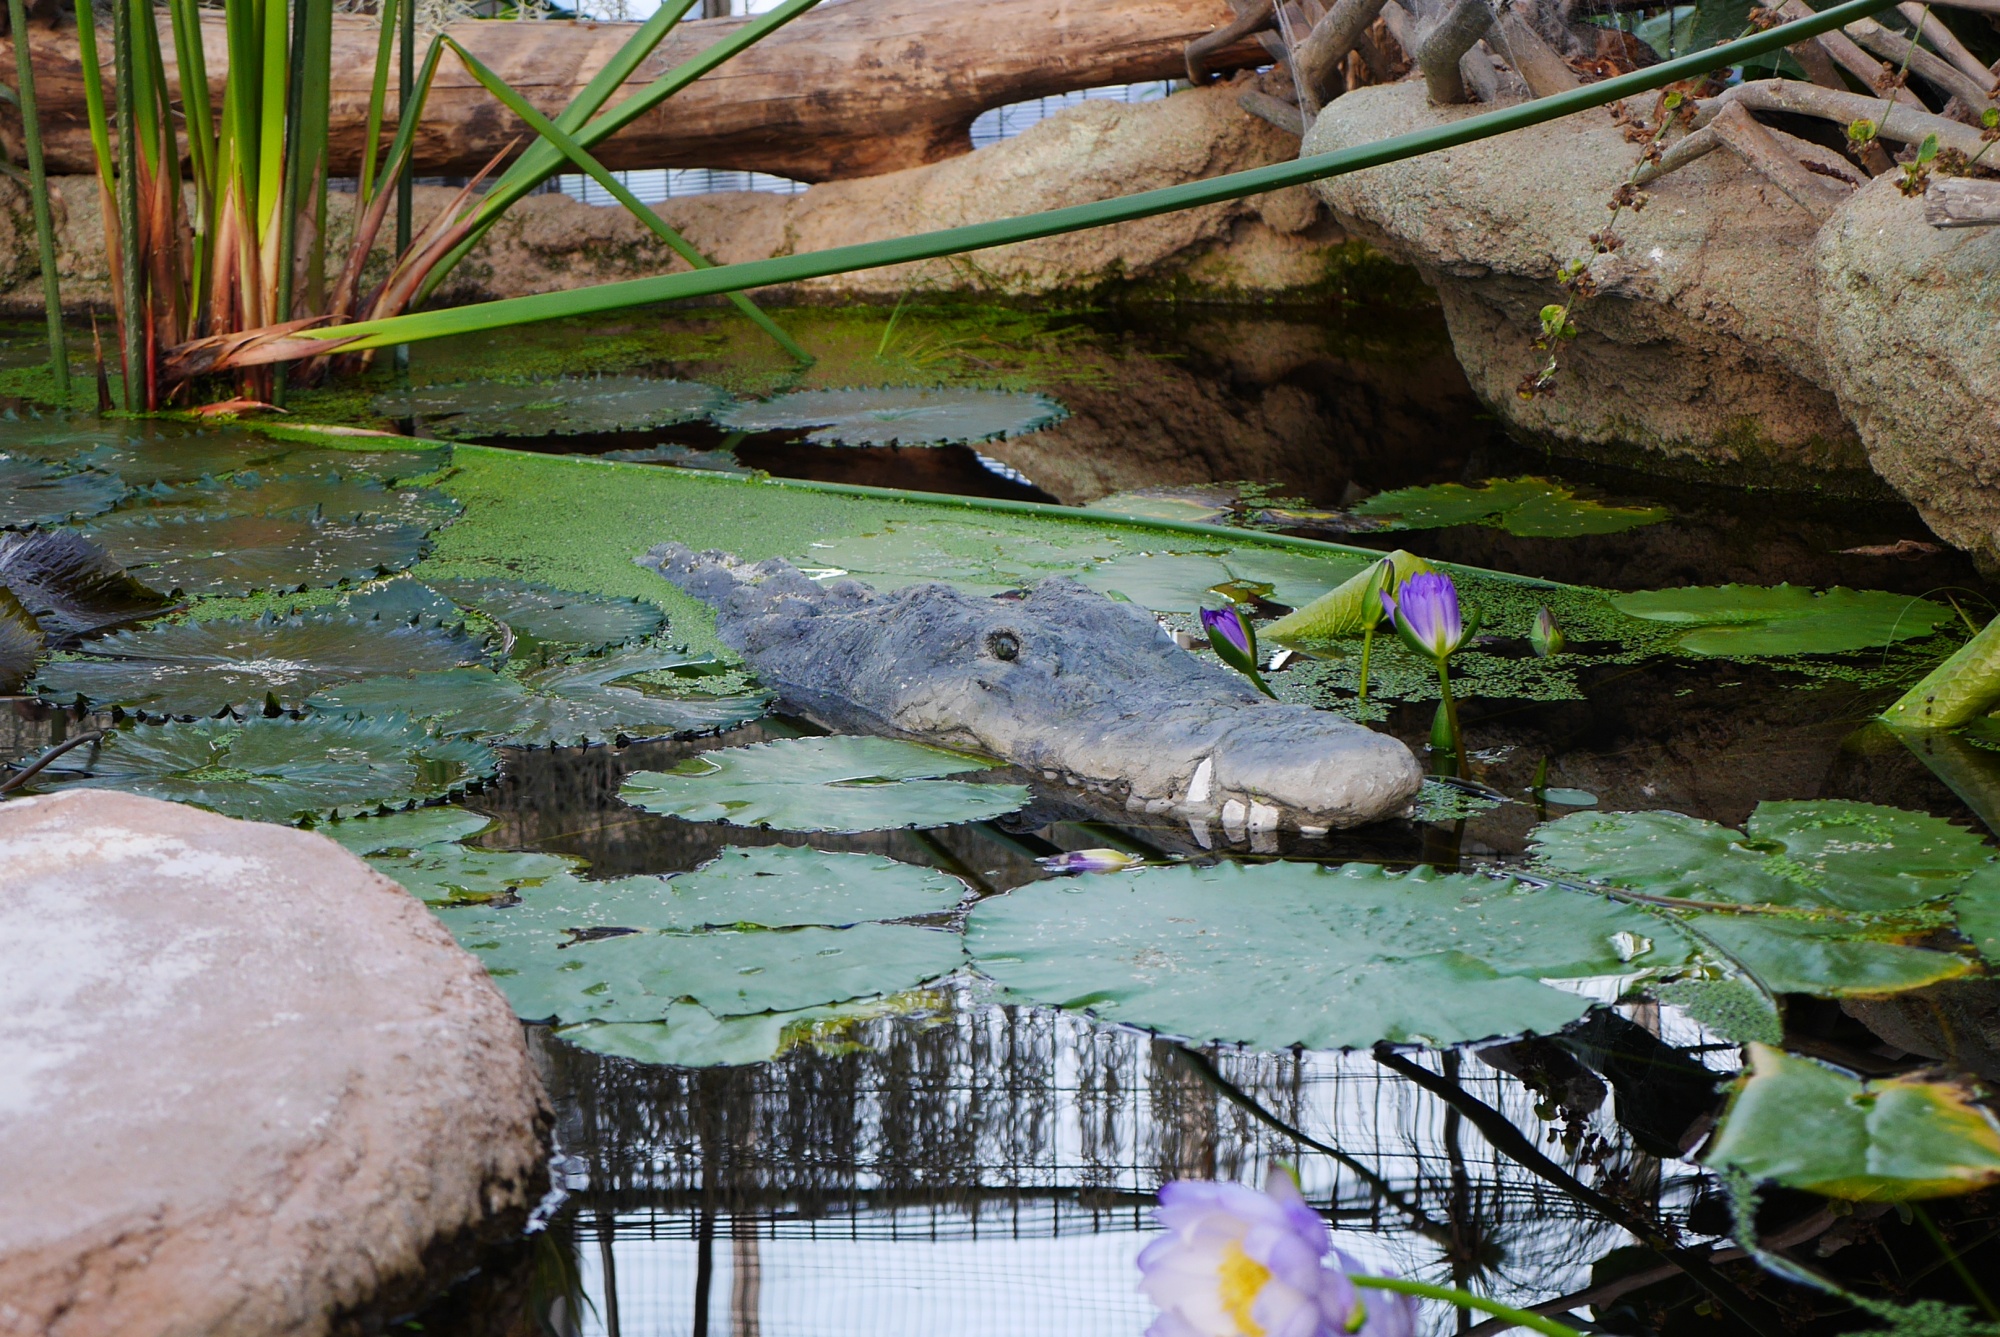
[1351,1276,1583,1337]
[1436,657,1466,779]
[1357,621,1376,702]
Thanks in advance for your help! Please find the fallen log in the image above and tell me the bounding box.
[1,0,1267,182]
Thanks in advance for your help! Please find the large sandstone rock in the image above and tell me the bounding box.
[0,790,549,1337]
[1814,176,2000,567]
[0,78,1347,314]
[1302,79,1871,480]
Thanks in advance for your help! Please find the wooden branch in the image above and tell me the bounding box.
[1708,101,1849,220]
[1696,79,1988,156]
[2,0,1270,181]
[1755,0,1926,107]
[1416,0,1495,103]
[1897,1,1994,87]
[1294,0,1390,105]
[1240,85,1308,134]
[1491,6,1579,98]
[1927,176,2000,226]
[1188,0,1276,83]
[1847,18,1996,111]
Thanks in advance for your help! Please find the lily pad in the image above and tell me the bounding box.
[1530,801,1995,913]
[641,845,967,928]
[0,455,125,527]
[1705,1044,2000,1201]
[714,387,1067,447]
[1352,477,1667,537]
[558,1005,817,1067]
[620,735,1029,833]
[0,528,171,641]
[1080,549,1369,613]
[322,804,497,856]
[376,376,732,438]
[965,862,1693,1051]
[0,587,45,693]
[81,511,430,596]
[1609,585,1951,657]
[422,577,664,655]
[124,474,461,530]
[36,611,486,715]
[307,647,768,747]
[17,714,498,823]
[1685,913,1973,996]
[8,425,443,487]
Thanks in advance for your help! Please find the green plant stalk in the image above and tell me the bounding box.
[280,0,1896,356]
[9,0,71,395]
[1357,620,1377,701]
[394,0,413,377]
[110,0,142,407]
[299,0,333,314]
[166,0,214,310]
[357,0,398,209]
[441,36,809,363]
[419,0,812,303]
[70,0,114,203]
[1436,657,1466,778]
[1883,612,2000,727]
[1350,1277,1581,1337]
[254,0,289,302]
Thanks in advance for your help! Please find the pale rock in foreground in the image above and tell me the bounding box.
[0,790,548,1337]
[647,544,1424,830]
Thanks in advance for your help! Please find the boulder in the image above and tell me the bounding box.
[0,79,1350,315]
[1814,175,2000,568]
[1302,79,1872,481]
[0,790,548,1337]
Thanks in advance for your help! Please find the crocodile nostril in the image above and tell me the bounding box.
[985,630,1021,661]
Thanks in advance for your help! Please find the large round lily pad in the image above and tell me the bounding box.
[126,474,461,529]
[35,611,487,716]
[967,861,1693,1051]
[641,845,967,928]
[307,648,768,747]
[0,588,45,693]
[0,456,124,528]
[422,577,664,655]
[713,387,1066,447]
[7,424,444,488]
[81,512,430,596]
[376,376,732,438]
[1608,585,1951,657]
[18,714,498,823]
[1352,477,1668,537]
[620,735,1029,833]
[0,528,171,641]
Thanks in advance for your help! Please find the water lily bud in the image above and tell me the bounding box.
[1380,572,1478,663]
[1530,606,1565,658]
[1035,848,1144,876]
[1200,606,1278,699]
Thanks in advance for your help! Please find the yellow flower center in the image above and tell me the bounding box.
[1217,1241,1273,1337]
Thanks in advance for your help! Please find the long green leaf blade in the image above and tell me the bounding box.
[8,0,68,393]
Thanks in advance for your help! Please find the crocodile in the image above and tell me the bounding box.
[643,543,1424,835]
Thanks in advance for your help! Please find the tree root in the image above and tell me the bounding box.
[1187,0,1277,84]
[1415,0,1494,104]
[1490,5,1580,98]
[1294,0,1392,105]
[1846,16,1998,113]
[1755,0,1926,108]
[1695,78,1988,156]
[1927,176,2000,226]
[1633,103,1855,220]
[1898,1,1995,88]
[1239,85,1309,133]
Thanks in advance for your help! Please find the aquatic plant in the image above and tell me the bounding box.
[1350,478,1667,537]
[1200,606,1276,698]
[711,387,1067,447]
[0,590,44,694]
[188,0,1900,371]
[1529,606,1565,657]
[1261,550,1432,644]
[81,509,431,597]
[1884,612,2000,729]
[0,456,125,528]
[373,377,734,439]
[1381,571,1478,773]
[0,528,171,640]
[9,0,70,394]
[1609,582,1952,658]
[1354,556,1397,701]
[1036,848,1145,875]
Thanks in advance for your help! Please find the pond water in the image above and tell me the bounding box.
[5,300,1999,1337]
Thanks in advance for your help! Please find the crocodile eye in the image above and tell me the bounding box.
[985,630,1021,662]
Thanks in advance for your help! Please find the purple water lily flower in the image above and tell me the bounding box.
[1036,848,1144,875]
[1138,1176,1418,1337]
[1198,606,1277,699]
[1380,571,1478,662]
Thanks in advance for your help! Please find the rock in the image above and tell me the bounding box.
[1814,176,2000,568]
[1302,79,1871,481]
[0,79,1350,315]
[0,790,548,1337]
[645,545,1425,830]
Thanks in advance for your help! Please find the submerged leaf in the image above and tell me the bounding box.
[1531,802,1994,913]
[17,714,497,823]
[1610,585,1951,657]
[423,577,664,654]
[1706,1044,2000,1200]
[35,612,486,715]
[1353,477,1667,537]
[0,455,124,527]
[966,862,1693,1051]
[308,647,767,747]
[0,587,46,693]
[714,387,1067,447]
[81,511,430,596]
[0,529,171,641]
[376,376,732,437]
[620,735,1028,833]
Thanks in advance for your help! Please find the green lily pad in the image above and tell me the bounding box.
[0,455,124,527]
[641,845,967,928]
[322,804,496,856]
[796,519,1132,597]
[1957,866,2000,962]
[35,611,486,715]
[423,577,664,654]
[19,714,498,823]
[1530,801,1995,913]
[307,647,768,747]
[376,376,732,437]
[713,387,1066,447]
[557,1005,812,1067]
[1609,585,1951,657]
[966,862,1693,1051]
[8,424,444,487]
[124,474,461,530]
[0,587,45,693]
[81,511,430,596]
[621,735,1028,833]
[1686,913,1973,996]
[1353,477,1667,537]
[1706,1044,2000,1201]
[0,528,171,641]
[1080,549,1369,613]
